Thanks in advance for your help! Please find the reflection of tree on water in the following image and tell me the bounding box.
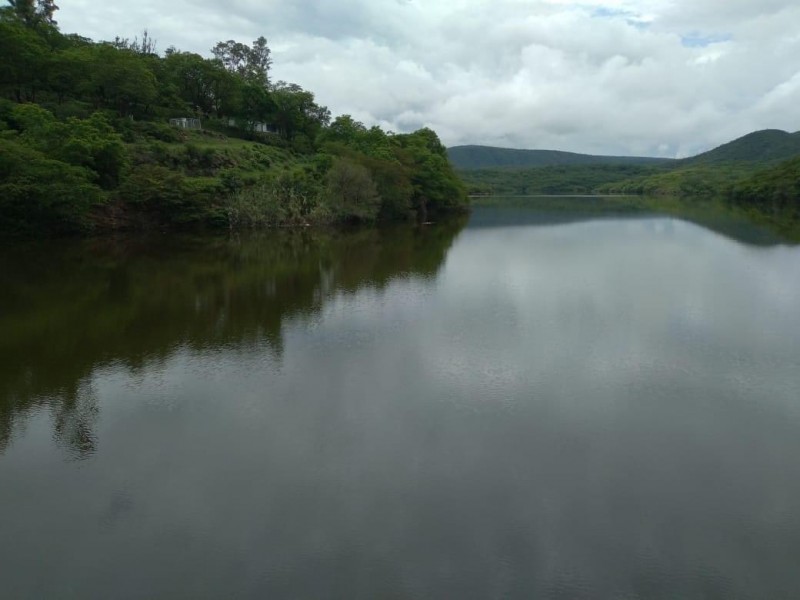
[471,196,800,246]
[0,215,468,455]
[53,381,99,460]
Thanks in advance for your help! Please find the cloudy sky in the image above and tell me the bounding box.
[57,0,800,157]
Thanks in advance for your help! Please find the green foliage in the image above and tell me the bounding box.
[682,129,800,166]
[727,156,800,217]
[596,163,765,198]
[0,138,101,234]
[270,82,331,145]
[318,115,393,160]
[0,17,48,101]
[394,128,469,216]
[318,119,468,221]
[324,159,381,222]
[85,45,158,115]
[0,13,465,234]
[448,144,673,170]
[225,170,327,228]
[9,104,127,188]
[5,0,58,28]
[119,164,185,210]
[211,37,271,87]
[460,164,666,195]
[115,165,219,226]
[585,129,800,199]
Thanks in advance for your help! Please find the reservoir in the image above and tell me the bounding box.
[2,201,799,599]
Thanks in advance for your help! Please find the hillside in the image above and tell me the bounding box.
[447,145,673,170]
[456,129,800,199]
[598,130,800,197]
[0,6,467,235]
[682,129,800,166]
[458,164,665,196]
[727,156,800,215]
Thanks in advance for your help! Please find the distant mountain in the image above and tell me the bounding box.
[447,145,673,170]
[680,129,800,166]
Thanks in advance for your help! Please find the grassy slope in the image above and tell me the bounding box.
[87,124,317,230]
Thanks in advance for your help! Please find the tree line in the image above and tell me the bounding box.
[0,0,468,234]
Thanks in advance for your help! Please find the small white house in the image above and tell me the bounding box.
[169,118,202,130]
[226,118,278,134]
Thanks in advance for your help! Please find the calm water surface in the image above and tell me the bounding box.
[2,201,800,599]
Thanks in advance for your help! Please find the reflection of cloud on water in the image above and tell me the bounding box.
[1,210,799,598]
[416,216,800,417]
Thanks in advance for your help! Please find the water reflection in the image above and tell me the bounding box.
[0,216,468,454]
[471,195,800,246]
[1,202,799,599]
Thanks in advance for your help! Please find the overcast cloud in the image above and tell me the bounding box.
[57,0,800,157]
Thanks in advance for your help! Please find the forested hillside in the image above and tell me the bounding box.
[457,164,665,196]
[447,145,672,170]
[597,130,800,198]
[727,156,800,217]
[457,129,800,204]
[0,1,467,235]
[680,129,800,166]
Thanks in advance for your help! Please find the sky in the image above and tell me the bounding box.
[56,0,800,157]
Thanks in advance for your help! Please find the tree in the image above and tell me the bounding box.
[238,82,276,129]
[5,0,58,27]
[211,36,271,87]
[319,115,394,160]
[0,18,48,101]
[270,82,330,144]
[392,128,469,219]
[86,45,158,115]
[325,158,381,222]
[11,103,128,189]
[0,138,101,234]
[163,51,240,117]
[112,29,158,55]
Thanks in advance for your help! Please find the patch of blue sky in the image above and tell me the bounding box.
[681,33,732,48]
[587,6,650,29]
[590,6,631,19]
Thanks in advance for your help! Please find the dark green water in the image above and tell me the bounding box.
[2,203,800,599]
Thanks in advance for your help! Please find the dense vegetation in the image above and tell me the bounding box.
[447,145,672,170]
[680,129,800,166]
[596,130,800,200]
[0,1,467,235]
[458,164,664,195]
[457,130,800,217]
[727,156,800,219]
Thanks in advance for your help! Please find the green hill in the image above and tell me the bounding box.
[0,5,467,236]
[447,145,673,170]
[457,164,666,196]
[681,129,800,166]
[728,156,800,215]
[598,130,800,197]
[452,130,800,198]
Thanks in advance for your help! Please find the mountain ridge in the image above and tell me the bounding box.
[449,129,800,171]
[680,129,800,166]
[447,145,672,170]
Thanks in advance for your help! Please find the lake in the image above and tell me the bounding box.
[2,199,800,599]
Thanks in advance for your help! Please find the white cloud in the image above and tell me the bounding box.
[56,0,800,157]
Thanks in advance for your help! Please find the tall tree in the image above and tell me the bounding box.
[6,0,58,27]
[211,36,271,87]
